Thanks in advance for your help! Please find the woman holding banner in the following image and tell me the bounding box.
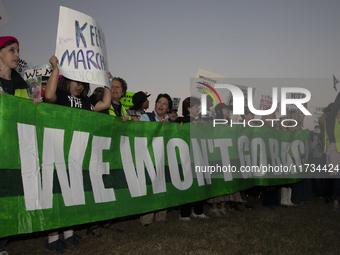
[0,36,42,105]
[0,36,41,255]
[43,55,111,253]
[107,73,139,121]
[139,93,173,226]
[0,36,27,99]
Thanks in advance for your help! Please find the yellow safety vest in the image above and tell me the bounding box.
[14,88,29,99]
[324,119,340,153]
[108,103,131,120]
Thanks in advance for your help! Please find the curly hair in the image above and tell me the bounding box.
[112,77,127,97]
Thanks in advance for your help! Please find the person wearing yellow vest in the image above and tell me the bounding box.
[325,92,340,211]
[107,72,136,121]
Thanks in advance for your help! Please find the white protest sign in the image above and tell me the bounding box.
[171,97,181,110]
[16,58,33,76]
[55,6,109,87]
[286,92,305,115]
[314,106,324,126]
[0,0,10,30]
[23,65,52,99]
[259,94,280,113]
[192,69,225,115]
[24,65,52,81]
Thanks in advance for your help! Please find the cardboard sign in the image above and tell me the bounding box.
[23,65,52,99]
[192,69,225,116]
[55,6,110,86]
[171,97,181,110]
[259,94,280,114]
[286,93,305,114]
[314,106,324,126]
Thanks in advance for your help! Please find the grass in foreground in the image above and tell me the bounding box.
[6,196,340,255]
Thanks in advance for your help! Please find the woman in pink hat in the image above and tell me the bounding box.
[0,36,27,97]
[0,36,31,255]
[0,36,42,105]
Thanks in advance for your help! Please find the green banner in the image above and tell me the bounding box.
[0,94,311,238]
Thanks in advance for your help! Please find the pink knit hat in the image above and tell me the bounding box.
[0,36,19,49]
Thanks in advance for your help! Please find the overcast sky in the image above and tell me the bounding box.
[1,0,340,129]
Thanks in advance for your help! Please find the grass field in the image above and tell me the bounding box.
[5,195,340,255]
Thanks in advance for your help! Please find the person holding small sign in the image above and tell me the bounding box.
[45,55,111,112]
[43,55,112,253]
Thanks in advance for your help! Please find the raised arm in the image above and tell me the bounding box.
[94,72,113,112]
[44,56,59,104]
[94,87,111,112]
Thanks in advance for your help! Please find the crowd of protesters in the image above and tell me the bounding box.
[1,35,340,254]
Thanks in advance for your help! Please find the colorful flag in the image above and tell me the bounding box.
[333,75,339,91]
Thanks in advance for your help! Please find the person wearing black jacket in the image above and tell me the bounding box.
[0,36,40,255]
[0,36,29,99]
